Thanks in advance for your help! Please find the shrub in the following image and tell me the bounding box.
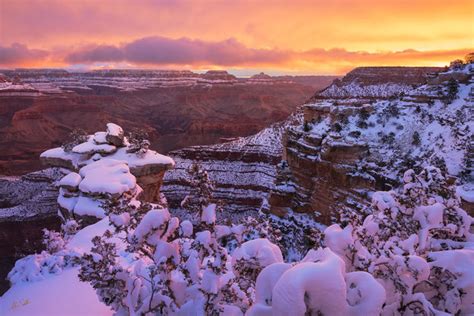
[126,128,150,157]
[62,128,88,152]
[444,78,459,104]
[412,131,421,146]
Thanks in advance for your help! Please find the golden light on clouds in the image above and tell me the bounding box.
[0,0,472,74]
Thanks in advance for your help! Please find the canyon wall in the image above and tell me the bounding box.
[270,65,473,223]
[0,70,336,175]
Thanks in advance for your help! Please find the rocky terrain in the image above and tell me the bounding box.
[162,113,302,212]
[1,63,471,296]
[162,66,449,214]
[0,123,175,294]
[0,169,63,294]
[0,69,337,175]
[269,64,473,223]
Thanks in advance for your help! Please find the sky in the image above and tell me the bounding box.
[0,0,472,75]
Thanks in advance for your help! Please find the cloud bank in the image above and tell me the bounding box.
[1,36,471,73]
[0,43,49,65]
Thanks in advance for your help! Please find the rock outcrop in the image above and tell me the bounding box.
[162,113,302,212]
[162,66,457,215]
[270,64,473,223]
[0,123,175,294]
[40,123,175,218]
[0,169,63,294]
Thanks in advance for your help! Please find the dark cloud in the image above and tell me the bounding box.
[0,43,48,65]
[64,37,471,68]
[1,38,470,72]
[65,36,288,66]
[66,45,124,63]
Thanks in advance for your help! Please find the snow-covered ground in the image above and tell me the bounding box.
[0,219,113,316]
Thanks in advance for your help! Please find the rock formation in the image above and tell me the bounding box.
[0,169,63,294]
[0,123,175,294]
[40,123,175,215]
[269,64,473,223]
[162,66,453,215]
[162,113,302,212]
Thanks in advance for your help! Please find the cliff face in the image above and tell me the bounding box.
[162,66,454,214]
[162,113,302,212]
[270,65,473,223]
[0,169,63,294]
[314,66,443,100]
[0,70,337,175]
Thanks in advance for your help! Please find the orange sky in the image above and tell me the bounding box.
[0,0,472,74]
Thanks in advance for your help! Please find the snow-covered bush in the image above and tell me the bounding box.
[62,128,88,152]
[8,220,81,285]
[78,171,283,314]
[126,128,150,157]
[328,166,473,314]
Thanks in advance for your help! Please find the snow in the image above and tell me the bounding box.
[110,147,175,169]
[73,196,105,218]
[201,203,216,224]
[72,138,116,155]
[106,123,123,137]
[457,183,474,202]
[78,159,136,196]
[252,263,291,307]
[0,218,113,316]
[231,239,283,270]
[180,220,193,237]
[0,268,112,316]
[428,249,474,314]
[93,131,108,144]
[132,208,171,244]
[58,172,81,188]
[272,248,348,316]
[345,271,386,315]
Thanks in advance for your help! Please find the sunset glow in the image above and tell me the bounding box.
[0,0,472,74]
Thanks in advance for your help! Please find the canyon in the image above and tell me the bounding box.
[0,69,336,175]
[1,63,472,296]
[163,66,466,216]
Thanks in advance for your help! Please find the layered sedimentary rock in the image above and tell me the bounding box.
[0,169,63,294]
[162,66,456,215]
[162,114,302,212]
[0,69,337,175]
[40,123,175,210]
[314,66,443,100]
[270,64,473,223]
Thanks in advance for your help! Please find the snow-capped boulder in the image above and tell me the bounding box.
[105,123,124,147]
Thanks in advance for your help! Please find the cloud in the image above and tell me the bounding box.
[0,43,49,65]
[66,45,124,63]
[63,37,470,72]
[1,37,471,73]
[301,47,472,64]
[65,36,288,66]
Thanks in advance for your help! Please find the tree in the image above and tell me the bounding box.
[445,78,459,104]
[412,131,421,146]
[62,128,88,152]
[465,52,474,64]
[328,167,473,315]
[449,59,464,70]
